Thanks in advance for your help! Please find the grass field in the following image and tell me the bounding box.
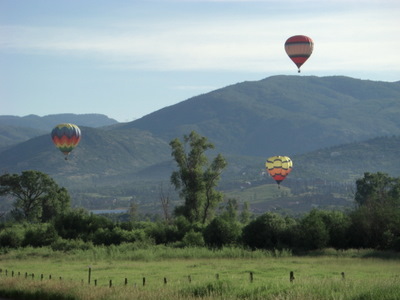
[0,247,399,299]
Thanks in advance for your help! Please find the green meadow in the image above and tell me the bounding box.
[0,247,399,300]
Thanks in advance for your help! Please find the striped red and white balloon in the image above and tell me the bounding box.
[284,35,314,73]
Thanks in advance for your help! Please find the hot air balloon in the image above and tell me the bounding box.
[284,35,314,73]
[51,123,81,160]
[266,156,293,187]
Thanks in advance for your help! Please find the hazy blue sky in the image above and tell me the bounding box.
[1,0,399,122]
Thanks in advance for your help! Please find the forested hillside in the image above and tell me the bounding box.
[121,76,400,156]
[1,76,400,213]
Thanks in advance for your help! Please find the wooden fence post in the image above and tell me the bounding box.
[143,277,146,286]
[249,272,253,283]
[109,280,112,288]
[88,267,91,284]
[290,271,295,283]
[188,275,192,283]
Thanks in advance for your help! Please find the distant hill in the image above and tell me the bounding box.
[121,75,400,156]
[0,113,118,148]
[2,76,400,213]
[0,127,170,185]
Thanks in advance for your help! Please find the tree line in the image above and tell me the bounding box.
[1,131,399,252]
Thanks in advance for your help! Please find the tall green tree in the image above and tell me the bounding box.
[355,172,400,206]
[351,172,400,250]
[0,170,70,222]
[170,131,227,224]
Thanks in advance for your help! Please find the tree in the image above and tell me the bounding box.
[170,131,227,224]
[351,172,400,250]
[0,170,70,222]
[355,172,400,207]
[203,216,241,248]
[242,212,289,250]
[239,201,252,224]
[298,209,329,250]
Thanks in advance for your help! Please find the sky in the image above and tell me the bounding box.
[1,0,399,122]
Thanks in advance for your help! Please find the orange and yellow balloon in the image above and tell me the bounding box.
[266,156,293,186]
[284,35,314,73]
[51,123,81,160]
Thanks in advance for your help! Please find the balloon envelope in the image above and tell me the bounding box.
[266,156,293,185]
[284,35,314,72]
[51,123,81,159]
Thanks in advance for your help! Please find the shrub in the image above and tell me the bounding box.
[23,223,59,247]
[50,238,94,252]
[182,230,205,247]
[203,217,241,248]
[0,227,23,248]
[242,212,288,250]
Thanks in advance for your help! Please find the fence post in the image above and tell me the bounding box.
[125,278,128,286]
[188,275,192,283]
[109,280,112,288]
[94,279,97,286]
[249,272,253,283]
[88,267,91,284]
[164,277,167,285]
[143,277,146,286]
[341,272,345,280]
[290,271,295,283]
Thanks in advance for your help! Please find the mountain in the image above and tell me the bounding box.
[0,113,118,130]
[1,76,400,213]
[120,75,400,156]
[0,114,119,148]
[0,126,170,186]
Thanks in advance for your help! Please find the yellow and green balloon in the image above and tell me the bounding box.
[51,123,81,160]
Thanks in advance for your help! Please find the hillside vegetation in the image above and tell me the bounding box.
[1,76,400,213]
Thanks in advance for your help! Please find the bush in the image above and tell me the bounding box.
[0,227,23,248]
[203,217,241,248]
[182,230,205,247]
[298,209,329,250]
[242,212,288,250]
[23,223,59,247]
[50,238,94,252]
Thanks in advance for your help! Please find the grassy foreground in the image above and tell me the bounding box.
[0,247,399,300]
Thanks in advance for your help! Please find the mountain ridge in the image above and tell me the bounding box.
[0,113,119,148]
[1,75,400,212]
